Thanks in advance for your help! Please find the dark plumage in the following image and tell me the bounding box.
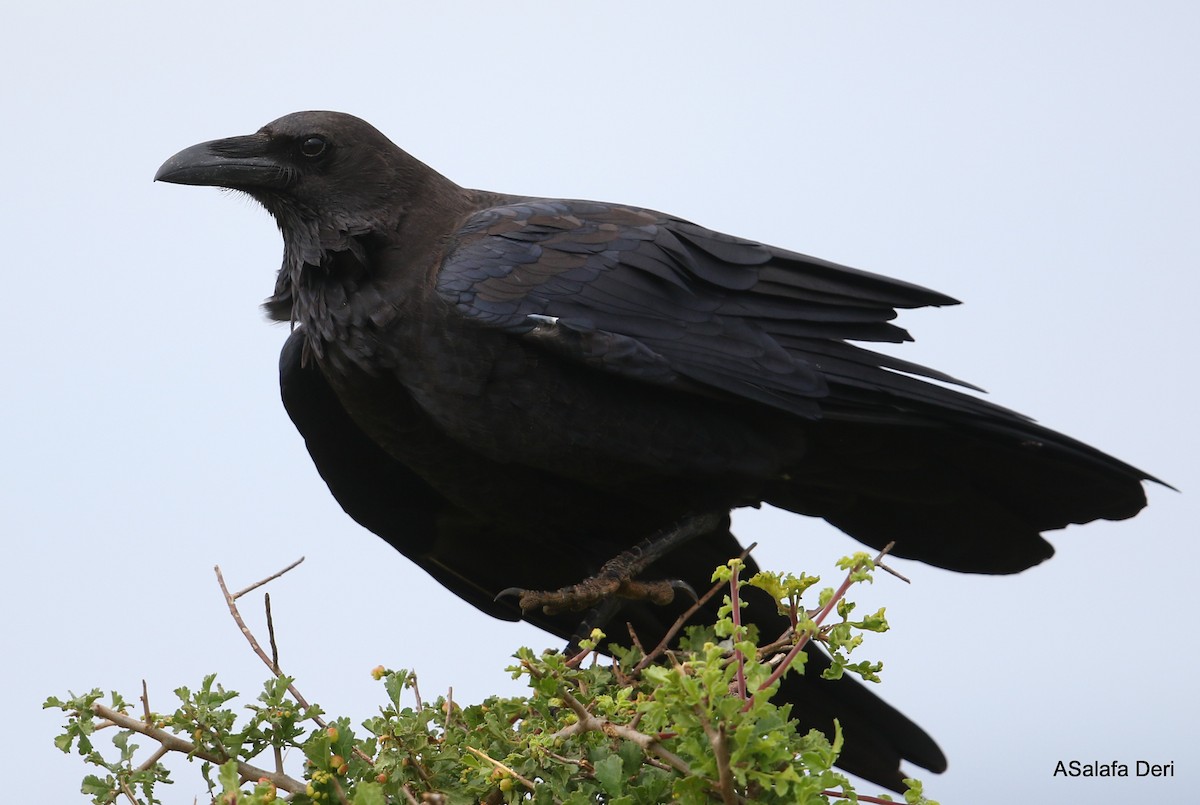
[156,111,1157,790]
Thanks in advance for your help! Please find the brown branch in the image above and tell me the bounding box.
[748,542,897,708]
[215,564,318,714]
[728,560,747,701]
[755,633,797,662]
[134,744,169,774]
[634,543,757,672]
[265,593,280,674]
[625,622,647,657]
[408,671,424,711]
[464,746,542,795]
[330,775,350,805]
[230,556,305,600]
[698,708,737,805]
[565,643,594,669]
[214,562,375,768]
[92,703,306,795]
[140,680,151,723]
[552,687,692,778]
[405,751,435,787]
[873,542,908,584]
[263,592,286,776]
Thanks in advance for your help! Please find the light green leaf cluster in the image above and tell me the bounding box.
[47,556,937,805]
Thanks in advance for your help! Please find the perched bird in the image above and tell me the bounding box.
[156,111,1156,790]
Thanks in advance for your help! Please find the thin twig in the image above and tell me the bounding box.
[698,708,737,805]
[214,563,375,768]
[545,750,588,770]
[92,703,306,795]
[408,671,424,711]
[874,542,909,583]
[555,685,750,803]
[634,543,756,672]
[728,560,747,701]
[265,593,280,674]
[565,643,593,669]
[134,745,169,774]
[749,543,897,706]
[231,556,305,600]
[140,680,151,723]
[463,746,541,793]
[330,775,350,805]
[214,564,316,715]
[553,687,692,777]
[405,751,435,787]
[626,622,647,657]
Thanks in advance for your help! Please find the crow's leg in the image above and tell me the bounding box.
[562,599,624,655]
[496,512,721,617]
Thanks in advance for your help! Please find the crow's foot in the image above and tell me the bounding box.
[495,513,720,615]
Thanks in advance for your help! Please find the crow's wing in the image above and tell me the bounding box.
[436,200,1157,575]
[436,199,1005,421]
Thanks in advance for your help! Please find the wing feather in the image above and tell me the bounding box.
[438,199,984,420]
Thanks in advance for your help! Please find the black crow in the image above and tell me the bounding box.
[156,111,1157,790]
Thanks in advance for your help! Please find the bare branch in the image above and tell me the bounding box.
[553,686,692,778]
[135,745,169,775]
[265,593,280,674]
[214,564,318,716]
[565,643,594,668]
[214,563,376,768]
[231,556,305,600]
[698,708,737,805]
[92,703,306,795]
[408,671,424,712]
[874,541,909,583]
[140,680,151,724]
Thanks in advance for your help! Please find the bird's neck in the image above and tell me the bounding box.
[267,178,480,375]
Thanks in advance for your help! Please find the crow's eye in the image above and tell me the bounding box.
[300,136,328,159]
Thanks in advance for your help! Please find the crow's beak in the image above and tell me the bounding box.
[155,134,289,189]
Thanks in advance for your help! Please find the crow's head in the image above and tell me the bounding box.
[156,111,436,265]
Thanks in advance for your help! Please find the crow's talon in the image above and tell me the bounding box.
[495,586,526,603]
[669,579,698,604]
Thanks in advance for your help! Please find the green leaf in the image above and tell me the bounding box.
[218,759,241,793]
[617,739,643,776]
[593,753,625,796]
[383,669,409,710]
[50,554,926,805]
[80,774,112,797]
[352,781,386,805]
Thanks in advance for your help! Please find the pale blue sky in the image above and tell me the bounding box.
[5,3,1197,802]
